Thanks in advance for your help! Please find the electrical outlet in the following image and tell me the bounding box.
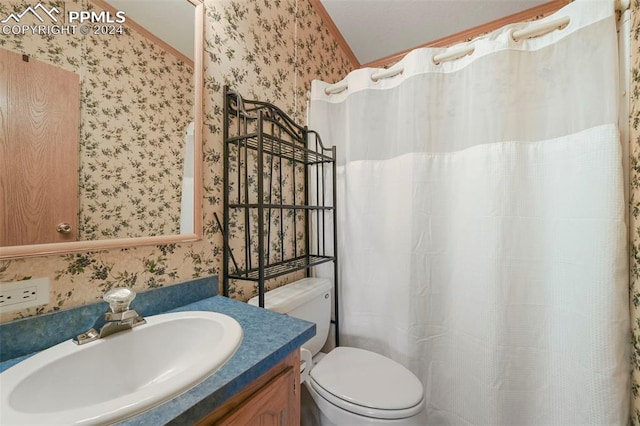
[0,278,50,314]
[0,286,37,306]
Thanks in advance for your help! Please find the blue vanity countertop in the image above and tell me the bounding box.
[119,295,315,425]
[0,281,315,425]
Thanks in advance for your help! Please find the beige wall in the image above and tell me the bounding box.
[0,0,353,321]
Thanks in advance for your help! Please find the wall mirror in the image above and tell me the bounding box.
[0,0,204,259]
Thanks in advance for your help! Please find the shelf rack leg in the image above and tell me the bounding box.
[257,111,266,308]
[332,146,339,347]
[222,87,230,297]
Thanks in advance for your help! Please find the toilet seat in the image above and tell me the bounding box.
[309,347,424,420]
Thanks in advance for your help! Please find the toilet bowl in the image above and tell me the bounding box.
[248,278,427,425]
[305,347,426,425]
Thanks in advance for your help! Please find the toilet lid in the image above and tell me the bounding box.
[309,347,424,411]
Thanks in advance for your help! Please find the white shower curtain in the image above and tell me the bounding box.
[309,1,629,424]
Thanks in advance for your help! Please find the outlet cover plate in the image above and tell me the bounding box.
[0,278,50,314]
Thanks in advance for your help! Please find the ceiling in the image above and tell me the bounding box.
[319,0,551,65]
[106,0,195,61]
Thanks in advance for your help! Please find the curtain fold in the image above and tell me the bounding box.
[310,1,629,424]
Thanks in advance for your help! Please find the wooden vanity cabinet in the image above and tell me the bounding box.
[196,350,301,425]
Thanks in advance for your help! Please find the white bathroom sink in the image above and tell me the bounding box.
[0,311,243,425]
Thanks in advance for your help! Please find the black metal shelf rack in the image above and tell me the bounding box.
[222,86,339,345]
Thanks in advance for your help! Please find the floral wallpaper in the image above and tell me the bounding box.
[0,0,354,322]
[630,0,640,421]
[79,16,194,239]
[0,0,193,241]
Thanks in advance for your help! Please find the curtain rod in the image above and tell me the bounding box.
[324,11,580,96]
[511,16,570,41]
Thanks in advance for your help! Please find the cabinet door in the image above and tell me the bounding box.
[217,366,295,426]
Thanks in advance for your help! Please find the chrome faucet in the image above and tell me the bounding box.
[73,287,146,345]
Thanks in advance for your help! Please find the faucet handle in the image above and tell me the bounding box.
[103,287,137,313]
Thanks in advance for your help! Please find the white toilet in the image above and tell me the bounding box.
[249,278,427,425]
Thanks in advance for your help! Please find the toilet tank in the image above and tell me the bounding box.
[248,278,332,356]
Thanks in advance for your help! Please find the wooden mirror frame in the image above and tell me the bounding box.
[0,0,204,260]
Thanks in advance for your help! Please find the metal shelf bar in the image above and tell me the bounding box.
[226,134,334,164]
[222,87,230,297]
[229,204,333,210]
[265,121,275,269]
[293,135,298,260]
[279,125,285,266]
[229,255,335,281]
[316,137,320,257]
[331,145,340,347]
[243,105,252,275]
